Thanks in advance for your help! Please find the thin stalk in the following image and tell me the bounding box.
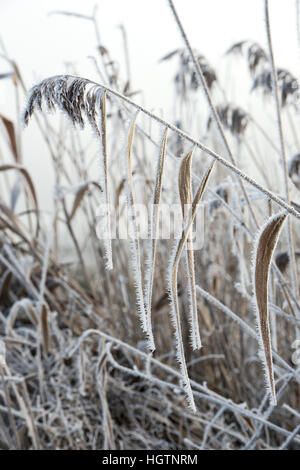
[166,0,259,229]
[0,365,21,449]
[264,0,299,301]
[54,74,300,220]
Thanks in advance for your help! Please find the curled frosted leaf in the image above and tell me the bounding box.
[252,211,287,405]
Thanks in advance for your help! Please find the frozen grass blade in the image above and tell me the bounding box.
[252,211,288,405]
[40,303,50,356]
[0,164,39,237]
[99,91,113,270]
[178,147,201,350]
[0,114,19,162]
[144,127,168,350]
[124,113,153,348]
[168,161,214,411]
[69,181,103,220]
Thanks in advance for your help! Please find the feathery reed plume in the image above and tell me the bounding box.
[160,49,217,95]
[275,251,289,274]
[207,104,250,136]
[226,40,268,76]
[209,184,229,214]
[22,76,103,128]
[275,250,300,273]
[22,75,114,267]
[252,212,288,405]
[252,68,300,107]
[168,161,214,411]
[288,153,300,191]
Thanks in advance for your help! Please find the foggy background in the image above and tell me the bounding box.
[0,0,299,209]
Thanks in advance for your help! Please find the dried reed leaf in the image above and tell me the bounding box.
[40,303,50,355]
[144,127,168,350]
[169,161,214,411]
[0,201,20,229]
[252,211,288,405]
[178,147,201,350]
[226,40,268,75]
[0,164,39,236]
[69,181,103,220]
[0,270,13,301]
[0,115,19,162]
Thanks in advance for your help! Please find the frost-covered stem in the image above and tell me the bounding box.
[279,424,300,450]
[124,113,154,350]
[168,244,196,411]
[196,284,300,381]
[251,118,281,156]
[93,78,300,219]
[144,127,168,343]
[185,247,201,350]
[99,91,113,270]
[62,198,93,295]
[0,365,21,449]
[68,329,300,441]
[168,163,214,411]
[23,74,300,220]
[296,0,300,65]
[123,111,298,315]
[92,7,112,88]
[38,224,52,301]
[201,405,226,449]
[264,0,299,301]
[166,0,259,228]
[196,285,258,341]
[119,24,131,86]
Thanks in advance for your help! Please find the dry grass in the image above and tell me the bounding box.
[0,1,299,450]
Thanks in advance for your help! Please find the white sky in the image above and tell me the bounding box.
[0,0,299,111]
